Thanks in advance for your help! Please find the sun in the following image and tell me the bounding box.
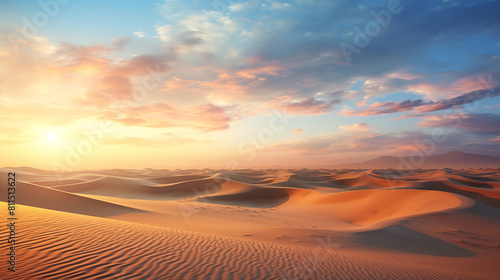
[44,131,63,145]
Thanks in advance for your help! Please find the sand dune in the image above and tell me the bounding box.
[200,187,294,207]
[29,179,86,187]
[54,176,223,200]
[0,168,499,279]
[295,189,473,227]
[0,180,146,217]
[0,202,491,280]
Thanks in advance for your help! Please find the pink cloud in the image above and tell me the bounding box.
[268,96,340,115]
[408,76,494,98]
[344,87,500,116]
[102,133,208,147]
[361,73,495,101]
[101,102,236,132]
[343,99,425,116]
[49,42,172,106]
[55,42,111,73]
[339,123,370,132]
[417,113,500,136]
[295,78,325,88]
[268,128,453,157]
[84,75,134,106]
[387,72,423,80]
[198,74,249,95]
[236,65,284,79]
[355,99,368,107]
[164,77,200,92]
[267,124,408,156]
[190,103,233,131]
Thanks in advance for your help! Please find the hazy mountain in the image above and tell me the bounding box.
[335,151,500,169]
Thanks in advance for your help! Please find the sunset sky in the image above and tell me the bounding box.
[1,0,499,170]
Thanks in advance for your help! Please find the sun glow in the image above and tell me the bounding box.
[44,131,63,145]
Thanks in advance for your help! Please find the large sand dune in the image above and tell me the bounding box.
[1,168,499,279]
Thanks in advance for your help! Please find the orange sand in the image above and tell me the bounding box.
[1,167,499,279]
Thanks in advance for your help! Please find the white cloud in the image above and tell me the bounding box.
[133,32,147,38]
[156,24,174,43]
[269,2,291,10]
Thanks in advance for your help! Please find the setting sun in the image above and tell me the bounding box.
[44,131,63,145]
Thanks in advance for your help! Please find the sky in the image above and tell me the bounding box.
[0,0,499,170]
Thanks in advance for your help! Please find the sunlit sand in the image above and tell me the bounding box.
[1,167,499,279]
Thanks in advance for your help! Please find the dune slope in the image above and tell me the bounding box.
[0,203,488,280]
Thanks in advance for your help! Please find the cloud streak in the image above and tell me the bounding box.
[101,102,237,132]
[344,87,500,116]
[268,96,340,115]
[268,124,472,157]
[418,113,500,136]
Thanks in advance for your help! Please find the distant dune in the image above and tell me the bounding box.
[1,167,499,279]
[335,151,500,169]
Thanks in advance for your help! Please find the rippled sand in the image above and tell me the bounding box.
[1,167,499,279]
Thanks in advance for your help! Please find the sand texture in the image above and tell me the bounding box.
[1,167,499,279]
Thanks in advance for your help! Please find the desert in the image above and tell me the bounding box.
[1,167,499,279]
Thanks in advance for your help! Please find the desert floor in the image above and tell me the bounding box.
[1,167,499,279]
